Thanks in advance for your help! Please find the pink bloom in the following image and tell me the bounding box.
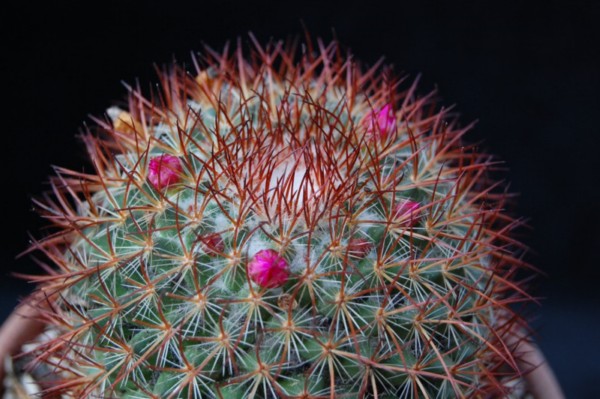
[248,249,290,288]
[393,199,421,227]
[366,104,396,140]
[347,238,373,258]
[148,154,182,189]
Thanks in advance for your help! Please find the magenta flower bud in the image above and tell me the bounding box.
[148,154,183,190]
[199,233,225,256]
[366,104,396,140]
[347,238,373,258]
[248,249,290,288]
[393,199,421,227]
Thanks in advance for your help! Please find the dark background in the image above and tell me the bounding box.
[1,1,598,397]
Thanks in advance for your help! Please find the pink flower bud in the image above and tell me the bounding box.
[347,238,373,258]
[148,154,182,190]
[199,233,225,256]
[366,104,396,140]
[393,199,421,227]
[248,249,290,288]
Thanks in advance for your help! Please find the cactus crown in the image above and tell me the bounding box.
[25,37,532,398]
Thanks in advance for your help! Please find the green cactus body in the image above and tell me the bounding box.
[26,39,531,398]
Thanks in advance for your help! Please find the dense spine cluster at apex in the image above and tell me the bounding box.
[23,37,534,398]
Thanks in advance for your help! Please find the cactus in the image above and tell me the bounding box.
[21,37,534,398]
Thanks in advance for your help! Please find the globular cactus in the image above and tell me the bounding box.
[22,37,534,398]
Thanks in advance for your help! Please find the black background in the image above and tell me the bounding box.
[1,1,598,397]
